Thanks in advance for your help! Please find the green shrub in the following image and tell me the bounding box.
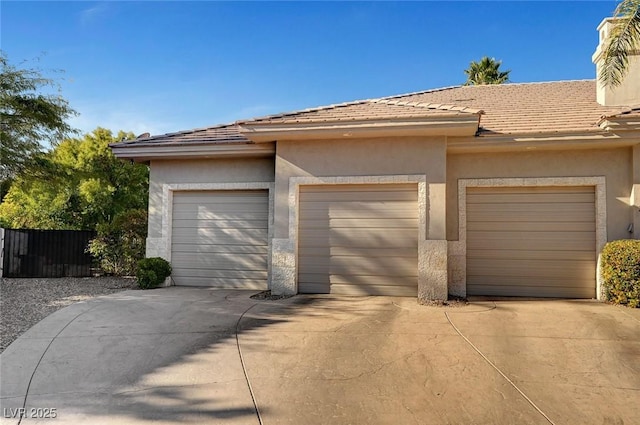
[88,209,147,275]
[601,240,640,308]
[136,257,172,289]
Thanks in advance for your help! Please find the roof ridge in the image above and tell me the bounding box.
[379,85,462,101]
[380,80,596,102]
[491,79,595,86]
[373,98,484,115]
[239,98,379,124]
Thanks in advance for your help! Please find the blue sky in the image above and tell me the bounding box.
[2,1,620,137]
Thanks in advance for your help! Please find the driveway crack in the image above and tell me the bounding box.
[236,303,263,425]
[445,311,556,425]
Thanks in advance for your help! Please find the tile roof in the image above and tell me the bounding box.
[390,80,632,135]
[241,94,483,125]
[114,123,251,146]
[118,80,638,147]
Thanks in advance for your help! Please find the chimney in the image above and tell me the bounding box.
[592,17,640,106]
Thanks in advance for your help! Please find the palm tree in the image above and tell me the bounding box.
[599,0,640,88]
[463,56,511,86]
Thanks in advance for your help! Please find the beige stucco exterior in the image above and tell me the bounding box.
[139,138,638,301]
[130,28,639,301]
[271,137,448,299]
[146,158,275,261]
[446,147,633,242]
[593,18,640,107]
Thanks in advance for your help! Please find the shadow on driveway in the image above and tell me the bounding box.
[1,289,638,425]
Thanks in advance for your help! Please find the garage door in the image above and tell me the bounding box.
[466,186,596,298]
[171,190,268,288]
[298,184,418,296]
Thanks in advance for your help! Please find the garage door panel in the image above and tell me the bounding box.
[469,284,596,299]
[300,218,418,229]
[171,191,268,288]
[467,249,594,261]
[467,238,595,252]
[302,184,417,193]
[298,273,417,286]
[467,221,596,232]
[468,186,595,195]
[299,247,417,258]
[174,204,267,214]
[172,219,267,230]
[329,284,418,296]
[300,201,416,213]
[298,184,418,295]
[172,243,267,255]
[467,275,594,289]
[171,253,267,270]
[301,209,419,220]
[467,193,595,204]
[300,229,417,247]
[172,269,267,279]
[172,229,268,246]
[174,277,267,289]
[300,190,417,202]
[467,259,596,279]
[468,210,595,223]
[173,191,266,203]
[298,256,417,276]
[466,186,596,298]
[468,230,595,241]
[468,202,594,214]
[173,211,269,221]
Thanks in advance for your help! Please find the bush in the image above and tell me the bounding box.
[88,209,147,275]
[136,257,172,289]
[601,240,640,308]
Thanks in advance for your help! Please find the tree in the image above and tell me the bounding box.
[0,52,78,185]
[0,128,149,230]
[463,56,511,86]
[88,209,148,276]
[599,0,640,88]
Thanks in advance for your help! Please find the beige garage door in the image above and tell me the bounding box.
[171,190,268,288]
[466,186,596,298]
[298,184,418,296]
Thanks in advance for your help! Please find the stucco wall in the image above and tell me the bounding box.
[446,147,634,242]
[272,137,449,299]
[147,158,275,241]
[274,137,447,239]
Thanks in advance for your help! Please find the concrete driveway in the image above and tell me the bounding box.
[1,288,638,425]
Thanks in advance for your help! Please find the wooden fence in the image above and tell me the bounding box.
[1,228,96,278]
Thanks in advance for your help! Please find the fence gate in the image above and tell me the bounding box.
[1,229,96,278]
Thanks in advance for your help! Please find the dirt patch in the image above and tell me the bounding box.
[250,290,294,301]
[418,295,469,307]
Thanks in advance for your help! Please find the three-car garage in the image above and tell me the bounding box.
[166,184,598,299]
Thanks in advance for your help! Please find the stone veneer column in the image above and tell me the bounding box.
[271,239,297,295]
[418,182,448,302]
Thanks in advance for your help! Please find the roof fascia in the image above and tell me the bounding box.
[238,116,480,142]
[110,142,275,162]
[447,131,640,154]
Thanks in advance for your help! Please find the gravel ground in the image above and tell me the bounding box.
[0,277,137,353]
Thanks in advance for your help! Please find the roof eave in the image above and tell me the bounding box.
[110,142,275,162]
[598,117,640,132]
[447,130,640,154]
[238,116,480,142]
